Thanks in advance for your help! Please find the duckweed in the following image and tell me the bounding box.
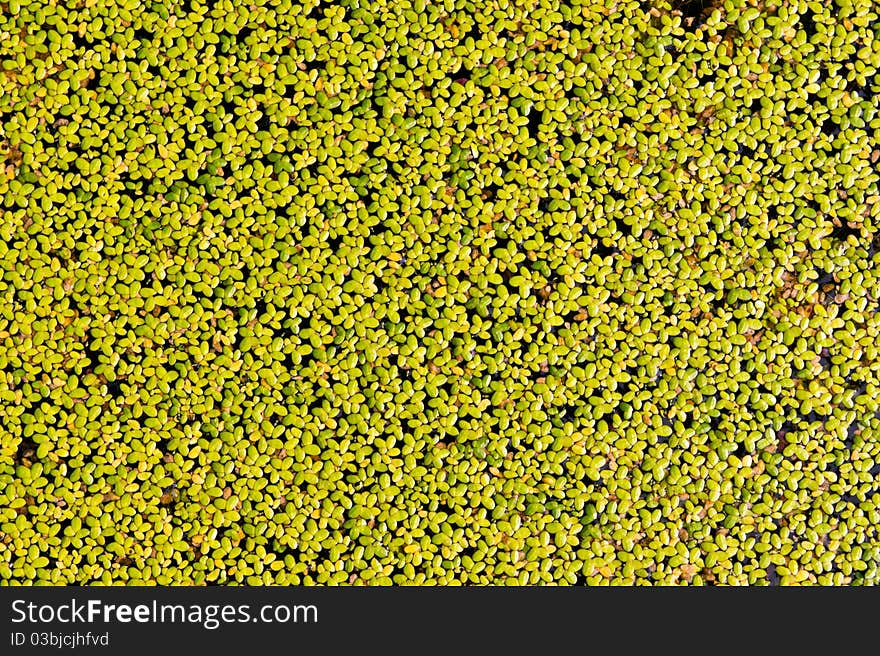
[1,0,880,586]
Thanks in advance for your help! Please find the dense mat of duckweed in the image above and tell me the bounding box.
[1,0,880,584]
